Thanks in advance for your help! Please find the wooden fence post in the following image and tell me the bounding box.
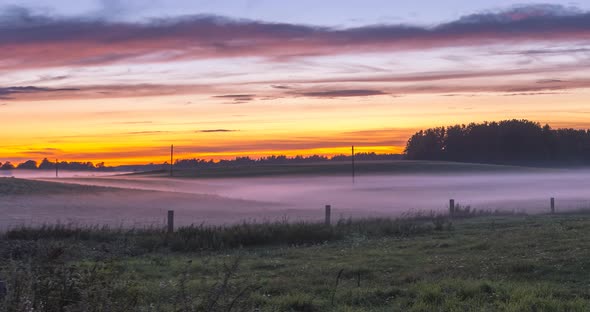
[0,279,6,300]
[167,210,175,233]
[449,199,455,217]
[550,197,555,214]
[325,205,331,226]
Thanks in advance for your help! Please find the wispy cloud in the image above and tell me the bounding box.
[270,85,291,90]
[536,79,565,84]
[21,148,62,156]
[298,89,388,98]
[124,130,169,135]
[1,4,590,70]
[0,86,79,99]
[0,84,215,101]
[267,65,588,85]
[503,48,590,55]
[502,91,568,97]
[196,129,239,133]
[3,75,590,102]
[213,94,255,103]
[30,75,70,84]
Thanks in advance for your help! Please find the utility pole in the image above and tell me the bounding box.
[352,145,355,184]
[170,145,174,177]
[55,158,59,178]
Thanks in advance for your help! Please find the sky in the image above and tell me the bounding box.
[1,0,590,165]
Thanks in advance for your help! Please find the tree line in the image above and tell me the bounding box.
[173,153,402,169]
[1,153,403,171]
[404,119,590,164]
[0,158,106,171]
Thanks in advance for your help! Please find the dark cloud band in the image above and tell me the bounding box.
[0,4,589,70]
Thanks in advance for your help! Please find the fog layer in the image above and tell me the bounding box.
[60,171,590,214]
[0,170,125,179]
[2,170,589,229]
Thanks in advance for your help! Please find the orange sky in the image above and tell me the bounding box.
[2,4,590,165]
[3,90,590,165]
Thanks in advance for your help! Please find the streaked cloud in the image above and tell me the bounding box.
[196,129,239,133]
[20,148,63,155]
[502,48,590,55]
[124,130,170,135]
[0,86,79,99]
[213,94,256,103]
[2,76,590,102]
[298,89,388,98]
[270,85,291,89]
[0,84,215,101]
[1,4,590,70]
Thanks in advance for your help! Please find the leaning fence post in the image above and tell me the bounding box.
[550,198,555,214]
[325,205,332,226]
[449,199,455,217]
[167,210,175,233]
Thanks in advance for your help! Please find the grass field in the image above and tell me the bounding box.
[0,177,116,196]
[140,160,538,178]
[2,211,590,311]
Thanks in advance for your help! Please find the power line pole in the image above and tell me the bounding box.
[55,158,59,178]
[352,145,355,184]
[170,145,174,177]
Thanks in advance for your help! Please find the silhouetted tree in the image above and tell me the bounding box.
[0,162,15,170]
[405,127,446,160]
[16,160,38,169]
[38,158,55,170]
[404,119,590,164]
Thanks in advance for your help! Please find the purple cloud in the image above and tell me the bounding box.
[0,5,588,70]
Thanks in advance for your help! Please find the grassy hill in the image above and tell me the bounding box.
[0,177,117,196]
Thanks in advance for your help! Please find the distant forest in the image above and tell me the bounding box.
[124,153,402,171]
[404,119,590,164]
[174,153,401,169]
[0,153,403,171]
[0,158,106,171]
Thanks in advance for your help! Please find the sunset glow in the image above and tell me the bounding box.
[2,0,590,165]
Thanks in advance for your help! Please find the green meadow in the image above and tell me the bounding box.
[2,212,590,311]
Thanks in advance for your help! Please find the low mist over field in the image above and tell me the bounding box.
[2,164,589,230]
[0,169,124,179]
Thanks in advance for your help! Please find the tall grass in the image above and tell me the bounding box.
[1,216,445,254]
[0,207,524,253]
[450,204,527,219]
